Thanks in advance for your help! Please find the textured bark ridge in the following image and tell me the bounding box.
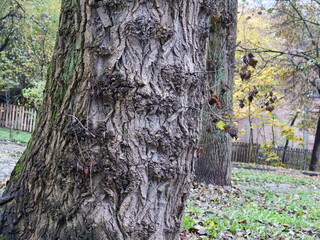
[195,0,237,186]
[0,1,211,239]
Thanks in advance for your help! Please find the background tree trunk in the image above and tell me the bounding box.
[195,0,237,186]
[309,115,320,171]
[0,1,211,239]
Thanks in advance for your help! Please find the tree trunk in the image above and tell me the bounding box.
[282,111,299,164]
[0,1,211,239]
[309,115,320,171]
[195,0,237,186]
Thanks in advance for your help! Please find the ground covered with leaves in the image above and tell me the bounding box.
[181,168,320,240]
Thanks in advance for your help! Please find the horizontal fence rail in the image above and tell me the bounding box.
[0,103,37,132]
[232,142,312,171]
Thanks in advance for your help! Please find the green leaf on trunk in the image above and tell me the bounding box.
[216,121,226,130]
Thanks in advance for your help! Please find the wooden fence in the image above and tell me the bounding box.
[232,142,312,171]
[0,103,37,132]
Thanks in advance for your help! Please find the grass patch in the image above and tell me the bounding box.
[182,168,320,239]
[0,128,31,143]
[232,167,320,188]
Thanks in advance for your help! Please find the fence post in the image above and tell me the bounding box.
[0,104,37,132]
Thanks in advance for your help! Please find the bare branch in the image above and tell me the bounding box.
[238,45,311,61]
[276,8,320,27]
[12,0,48,34]
[288,1,320,58]
[313,0,320,5]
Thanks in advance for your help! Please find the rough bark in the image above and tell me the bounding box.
[309,115,320,171]
[0,1,212,239]
[195,0,237,186]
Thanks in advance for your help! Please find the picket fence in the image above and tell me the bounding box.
[0,103,37,132]
[232,142,312,171]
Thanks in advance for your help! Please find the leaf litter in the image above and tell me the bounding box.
[181,167,320,239]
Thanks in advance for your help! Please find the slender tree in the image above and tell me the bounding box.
[310,115,320,171]
[240,0,320,171]
[282,111,299,163]
[0,0,60,107]
[0,1,212,239]
[195,0,237,186]
[273,0,320,171]
[0,1,20,53]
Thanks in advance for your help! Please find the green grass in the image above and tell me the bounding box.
[232,167,320,188]
[0,128,31,143]
[182,168,320,239]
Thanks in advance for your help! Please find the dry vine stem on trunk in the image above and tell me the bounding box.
[0,1,213,239]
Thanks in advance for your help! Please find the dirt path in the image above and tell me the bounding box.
[0,141,26,193]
